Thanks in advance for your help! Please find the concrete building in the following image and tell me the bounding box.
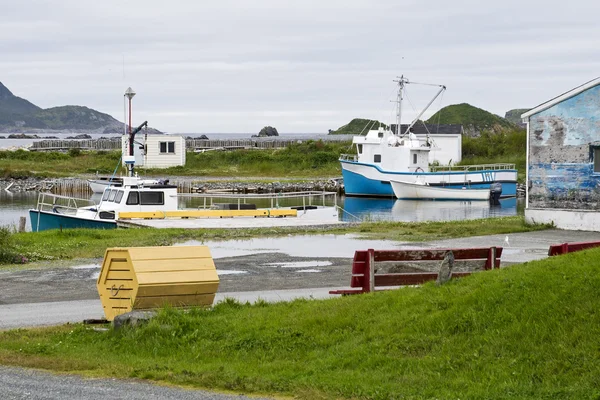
[522,77,600,231]
[121,134,186,169]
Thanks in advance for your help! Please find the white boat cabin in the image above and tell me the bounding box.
[353,127,430,173]
[89,177,178,218]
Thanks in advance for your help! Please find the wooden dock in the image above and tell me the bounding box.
[29,136,353,152]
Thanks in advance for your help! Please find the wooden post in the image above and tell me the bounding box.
[367,249,375,293]
[18,216,26,233]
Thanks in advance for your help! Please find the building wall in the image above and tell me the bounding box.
[121,135,186,169]
[527,84,600,210]
[423,134,462,165]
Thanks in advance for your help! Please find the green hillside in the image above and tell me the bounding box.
[427,103,517,134]
[328,118,388,135]
[34,106,122,130]
[0,81,126,132]
[505,108,529,126]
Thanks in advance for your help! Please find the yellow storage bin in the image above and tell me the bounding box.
[97,246,219,321]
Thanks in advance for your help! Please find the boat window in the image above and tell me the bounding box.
[102,189,110,201]
[114,190,124,204]
[108,190,117,202]
[413,153,417,164]
[126,191,139,205]
[374,154,381,163]
[140,191,164,205]
[357,144,363,154]
[378,131,384,138]
[160,141,176,154]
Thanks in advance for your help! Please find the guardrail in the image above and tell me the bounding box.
[175,191,338,211]
[431,163,516,172]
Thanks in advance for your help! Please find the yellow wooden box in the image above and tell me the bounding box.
[97,246,219,321]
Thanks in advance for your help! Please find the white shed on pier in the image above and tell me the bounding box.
[121,134,186,169]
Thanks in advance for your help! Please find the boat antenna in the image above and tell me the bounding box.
[392,75,409,135]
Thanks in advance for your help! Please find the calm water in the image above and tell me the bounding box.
[0,190,522,232]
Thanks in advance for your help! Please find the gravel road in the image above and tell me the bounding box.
[0,366,274,400]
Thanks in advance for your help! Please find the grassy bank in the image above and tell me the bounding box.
[460,129,526,182]
[0,141,352,179]
[1,247,598,398]
[0,217,549,266]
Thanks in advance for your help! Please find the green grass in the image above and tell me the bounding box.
[0,141,352,178]
[1,248,599,398]
[1,217,549,266]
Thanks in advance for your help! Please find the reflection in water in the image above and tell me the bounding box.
[0,189,522,231]
[341,196,520,222]
[0,191,39,231]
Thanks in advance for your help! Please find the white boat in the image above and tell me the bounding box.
[340,75,518,198]
[31,177,340,232]
[390,179,491,201]
[87,176,162,193]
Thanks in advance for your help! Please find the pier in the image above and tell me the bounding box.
[28,136,354,152]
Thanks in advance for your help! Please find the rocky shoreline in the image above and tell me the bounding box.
[0,176,525,197]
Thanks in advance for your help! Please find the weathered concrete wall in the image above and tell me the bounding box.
[525,208,600,231]
[528,84,600,210]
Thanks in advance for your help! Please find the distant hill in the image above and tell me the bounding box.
[504,108,529,128]
[328,118,388,135]
[0,81,159,134]
[426,103,518,136]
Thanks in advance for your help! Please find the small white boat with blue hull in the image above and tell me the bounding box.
[340,76,517,198]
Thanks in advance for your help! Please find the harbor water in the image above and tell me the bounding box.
[0,190,522,232]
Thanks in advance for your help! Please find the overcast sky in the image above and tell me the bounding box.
[1,0,599,134]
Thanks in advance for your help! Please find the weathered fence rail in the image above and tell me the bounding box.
[29,136,353,151]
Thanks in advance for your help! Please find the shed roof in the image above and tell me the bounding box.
[521,76,600,119]
[392,122,463,135]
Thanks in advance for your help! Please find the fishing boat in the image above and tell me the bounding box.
[340,76,517,198]
[390,179,491,201]
[30,177,340,232]
[87,176,161,193]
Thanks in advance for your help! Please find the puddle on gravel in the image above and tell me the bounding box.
[217,270,248,275]
[176,234,408,259]
[296,269,321,273]
[71,264,100,270]
[263,261,332,268]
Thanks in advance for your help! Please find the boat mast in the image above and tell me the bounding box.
[393,75,408,136]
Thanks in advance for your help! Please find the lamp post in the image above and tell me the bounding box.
[124,87,136,176]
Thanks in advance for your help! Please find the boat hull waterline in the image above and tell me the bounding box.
[341,161,517,198]
[29,210,117,232]
[390,180,491,201]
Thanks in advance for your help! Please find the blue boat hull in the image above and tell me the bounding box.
[341,163,517,198]
[29,210,117,232]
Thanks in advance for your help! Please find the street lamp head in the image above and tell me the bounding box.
[124,87,136,100]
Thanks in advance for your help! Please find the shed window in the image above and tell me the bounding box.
[160,141,175,154]
[595,147,600,173]
[140,191,164,205]
[126,191,139,205]
[413,153,417,164]
[374,154,381,163]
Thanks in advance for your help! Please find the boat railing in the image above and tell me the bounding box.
[34,192,98,215]
[430,163,516,173]
[175,191,338,210]
[339,154,358,162]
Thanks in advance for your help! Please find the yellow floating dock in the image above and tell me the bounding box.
[118,209,297,220]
